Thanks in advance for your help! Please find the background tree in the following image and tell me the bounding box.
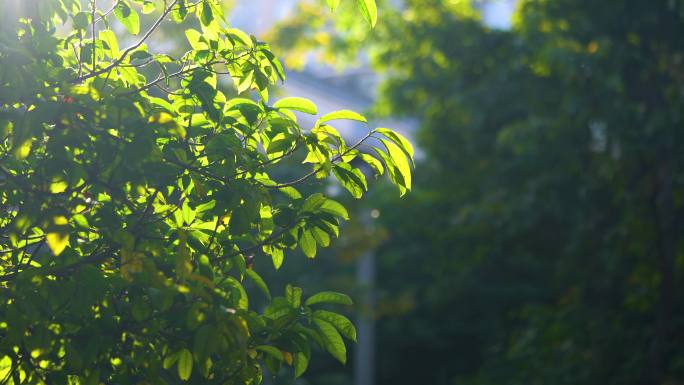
[0,1,413,384]
[273,0,684,384]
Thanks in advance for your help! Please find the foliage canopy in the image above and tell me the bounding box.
[0,0,410,384]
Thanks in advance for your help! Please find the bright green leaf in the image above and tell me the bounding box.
[274,97,318,115]
[300,230,317,258]
[381,139,412,191]
[314,310,357,342]
[177,349,193,381]
[318,110,367,125]
[326,0,341,11]
[314,318,346,364]
[356,0,378,28]
[114,0,140,35]
[99,30,120,58]
[319,199,349,220]
[375,128,415,166]
[294,352,309,378]
[286,284,303,308]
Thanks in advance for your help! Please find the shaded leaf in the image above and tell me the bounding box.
[305,291,353,306]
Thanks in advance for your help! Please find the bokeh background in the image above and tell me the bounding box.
[256,1,684,385]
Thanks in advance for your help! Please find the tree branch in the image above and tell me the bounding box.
[72,0,179,84]
[264,131,373,189]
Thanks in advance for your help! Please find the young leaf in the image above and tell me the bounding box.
[313,310,357,342]
[286,284,303,308]
[199,1,213,26]
[332,164,367,199]
[177,349,193,381]
[46,215,69,256]
[299,230,317,258]
[375,128,414,165]
[356,0,378,28]
[359,153,385,176]
[381,139,412,191]
[245,269,271,300]
[314,318,347,364]
[311,226,331,247]
[372,147,407,196]
[274,97,318,115]
[163,352,180,370]
[99,30,120,57]
[256,346,283,361]
[319,199,349,220]
[326,0,341,11]
[294,352,309,378]
[305,291,353,306]
[114,0,140,35]
[318,110,367,125]
[46,232,69,256]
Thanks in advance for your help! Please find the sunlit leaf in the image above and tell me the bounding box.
[274,97,318,115]
[114,0,140,35]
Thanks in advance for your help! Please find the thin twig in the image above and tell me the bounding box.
[73,0,180,83]
[264,131,374,189]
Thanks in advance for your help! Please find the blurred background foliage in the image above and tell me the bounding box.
[268,0,684,384]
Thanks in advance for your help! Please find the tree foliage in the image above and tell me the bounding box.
[274,0,684,384]
[372,1,684,384]
[0,0,409,384]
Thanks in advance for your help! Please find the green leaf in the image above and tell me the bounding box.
[199,1,213,26]
[359,153,384,176]
[274,97,318,115]
[375,128,414,166]
[319,199,349,220]
[302,193,326,212]
[256,345,284,361]
[311,226,331,247]
[294,352,309,378]
[264,244,284,270]
[326,0,341,11]
[286,284,302,308]
[182,201,196,224]
[314,310,357,342]
[264,297,293,320]
[245,269,271,300]
[305,291,353,306]
[381,139,412,191]
[99,30,119,58]
[141,1,156,14]
[356,0,378,28]
[299,230,317,258]
[313,318,347,364]
[177,349,193,381]
[114,0,140,35]
[171,0,188,22]
[46,215,69,256]
[225,277,249,310]
[72,12,90,30]
[163,352,179,370]
[185,29,204,50]
[318,110,367,125]
[332,163,367,199]
[372,147,406,195]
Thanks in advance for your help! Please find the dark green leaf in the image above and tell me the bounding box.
[305,291,353,306]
